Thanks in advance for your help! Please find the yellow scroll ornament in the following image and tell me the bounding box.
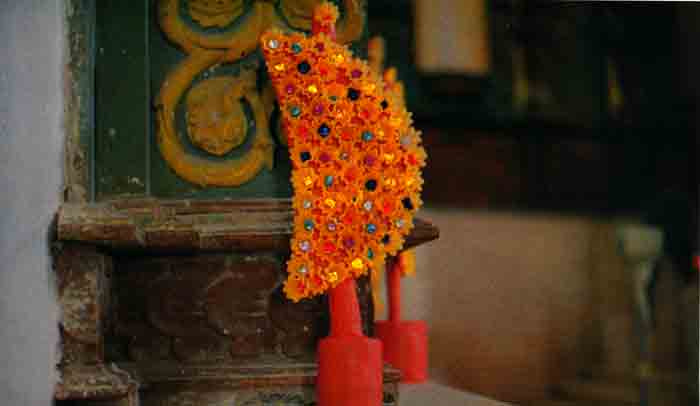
[155,0,365,187]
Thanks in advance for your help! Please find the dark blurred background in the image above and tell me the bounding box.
[367,1,698,405]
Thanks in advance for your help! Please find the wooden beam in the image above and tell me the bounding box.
[57,199,439,254]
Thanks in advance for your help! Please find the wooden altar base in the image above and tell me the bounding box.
[53,199,439,405]
[56,360,400,405]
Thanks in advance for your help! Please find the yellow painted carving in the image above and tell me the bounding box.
[158,0,268,61]
[156,52,273,186]
[185,76,249,156]
[156,0,365,187]
[159,0,364,58]
[188,0,245,28]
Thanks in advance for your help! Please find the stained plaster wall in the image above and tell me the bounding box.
[0,1,64,404]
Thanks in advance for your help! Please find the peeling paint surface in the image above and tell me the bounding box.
[64,0,94,202]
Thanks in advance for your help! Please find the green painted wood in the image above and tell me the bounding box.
[95,0,149,200]
[91,0,362,199]
[64,0,96,202]
[147,3,293,199]
[147,25,291,198]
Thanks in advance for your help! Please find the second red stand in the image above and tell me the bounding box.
[374,257,428,383]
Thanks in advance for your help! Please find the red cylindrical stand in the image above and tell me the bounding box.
[311,9,384,405]
[375,258,428,383]
[317,278,383,406]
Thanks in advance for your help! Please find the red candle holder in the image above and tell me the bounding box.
[375,257,428,383]
[317,278,383,406]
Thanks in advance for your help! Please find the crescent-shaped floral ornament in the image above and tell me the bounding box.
[155,0,365,187]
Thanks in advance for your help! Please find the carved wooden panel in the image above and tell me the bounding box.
[110,255,277,362]
[107,254,375,363]
[94,0,366,200]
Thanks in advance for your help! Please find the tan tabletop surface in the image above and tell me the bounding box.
[400,381,512,406]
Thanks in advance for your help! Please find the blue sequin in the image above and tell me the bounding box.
[348,88,360,100]
[298,61,311,74]
[366,223,377,234]
[318,124,330,138]
[365,179,377,191]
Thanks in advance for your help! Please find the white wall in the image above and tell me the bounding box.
[0,1,64,404]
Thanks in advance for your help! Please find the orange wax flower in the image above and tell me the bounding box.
[261,5,426,302]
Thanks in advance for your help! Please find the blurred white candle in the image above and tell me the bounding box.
[414,0,490,74]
